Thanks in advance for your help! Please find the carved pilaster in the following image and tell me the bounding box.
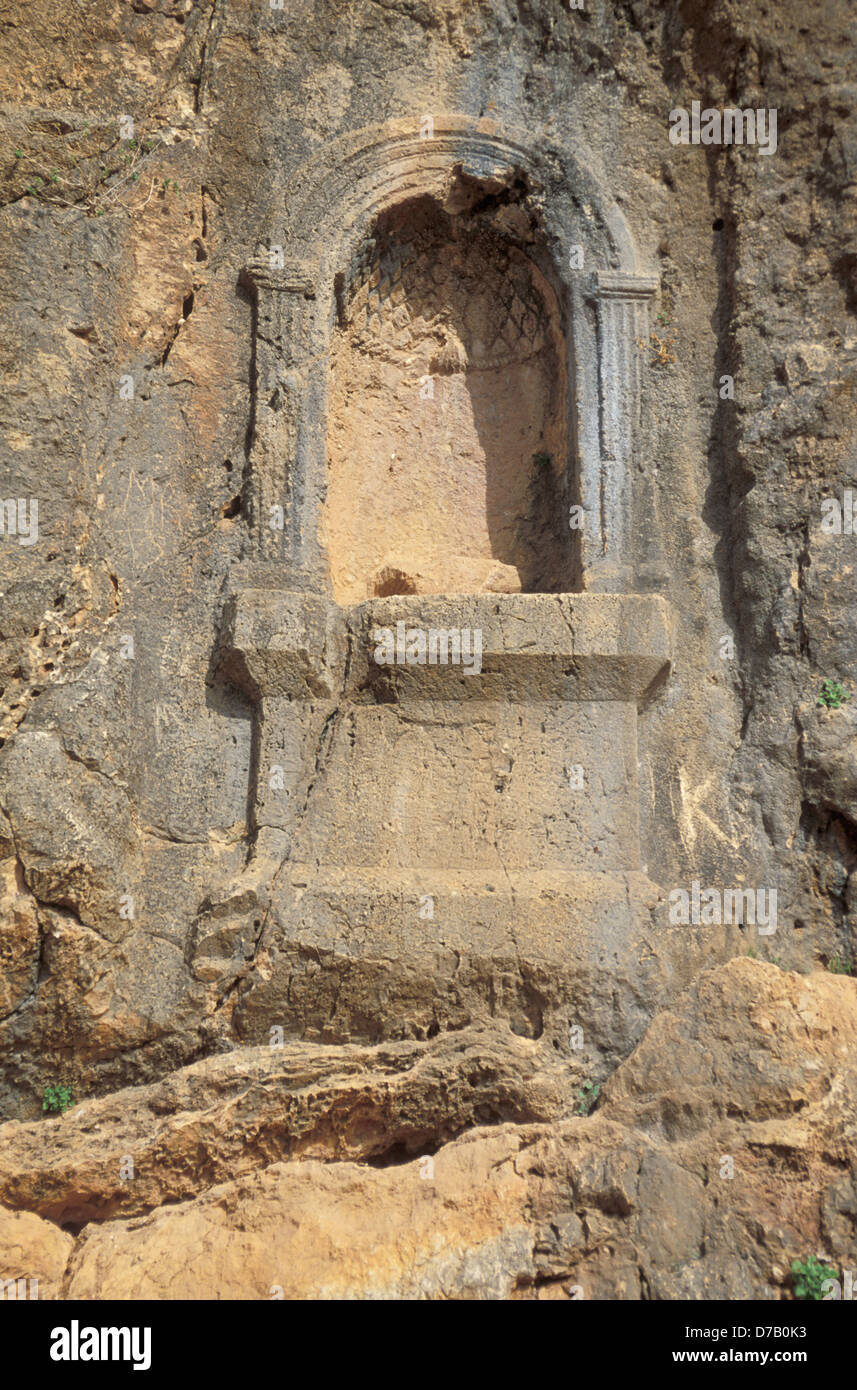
[581,272,658,591]
[240,258,320,567]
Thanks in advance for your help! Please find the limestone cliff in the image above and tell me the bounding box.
[0,0,855,1300]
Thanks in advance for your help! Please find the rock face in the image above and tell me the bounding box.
[1,0,857,1299]
[1,960,855,1299]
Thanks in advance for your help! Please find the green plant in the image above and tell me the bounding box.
[746,946,758,959]
[791,1255,837,1301]
[576,1081,601,1116]
[42,1083,74,1115]
[658,289,675,323]
[532,451,552,471]
[828,955,854,976]
[817,678,851,709]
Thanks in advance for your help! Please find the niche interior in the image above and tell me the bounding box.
[321,191,577,602]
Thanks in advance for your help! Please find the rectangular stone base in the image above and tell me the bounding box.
[279,865,661,961]
[227,867,694,1063]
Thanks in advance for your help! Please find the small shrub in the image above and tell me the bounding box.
[791,1255,837,1301]
[42,1083,74,1115]
[828,955,854,976]
[817,678,851,709]
[648,331,677,367]
[576,1081,601,1116]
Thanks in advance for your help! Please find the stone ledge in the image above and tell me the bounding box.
[228,866,679,1054]
[220,590,675,703]
[268,866,663,962]
[219,590,347,700]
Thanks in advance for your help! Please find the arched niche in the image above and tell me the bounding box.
[239,117,658,596]
[322,188,573,601]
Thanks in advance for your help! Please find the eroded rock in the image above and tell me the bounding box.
[1,961,854,1300]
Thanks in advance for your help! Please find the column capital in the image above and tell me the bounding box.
[240,259,317,297]
[592,271,659,301]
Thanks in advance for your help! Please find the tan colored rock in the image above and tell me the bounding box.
[2,961,854,1300]
[0,0,854,1195]
[0,1207,73,1299]
[322,195,568,605]
[0,858,39,1020]
[0,1026,569,1224]
[601,956,857,1133]
[67,1130,533,1301]
[0,18,854,1315]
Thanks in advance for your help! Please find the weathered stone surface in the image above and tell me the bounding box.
[0,1207,73,1301]
[323,196,570,602]
[1,0,849,1118]
[0,729,139,940]
[1,0,856,1301]
[798,701,857,829]
[2,960,850,1301]
[0,857,39,1021]
[208,589,680,1058]
[65,1131,535,1301]
[0,1026,570,1224]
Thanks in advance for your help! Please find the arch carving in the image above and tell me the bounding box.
[239,116,657,593]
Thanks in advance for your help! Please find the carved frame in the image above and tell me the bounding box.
[238,117,658,594]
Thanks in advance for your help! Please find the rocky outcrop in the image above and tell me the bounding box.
[0,1208,73,1301]
[2,0,857,1299]
[0,1027,569,1225]
[1,961,854,1299]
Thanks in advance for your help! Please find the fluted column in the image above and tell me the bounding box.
[579,272,658,591]
[239,258,327,587]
